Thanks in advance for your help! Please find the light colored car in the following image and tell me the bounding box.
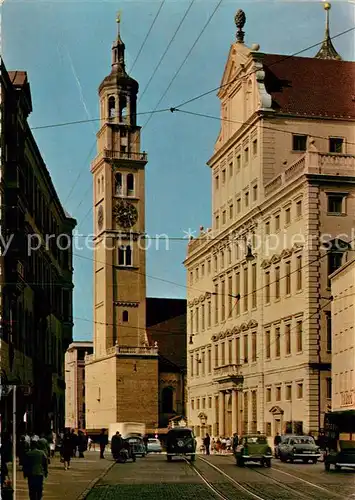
[147,438,162,453]
[278,435,321,463]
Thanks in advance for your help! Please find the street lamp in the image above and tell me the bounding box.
[245,244,255,262]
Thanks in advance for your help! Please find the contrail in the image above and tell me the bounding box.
[65,46,96,134]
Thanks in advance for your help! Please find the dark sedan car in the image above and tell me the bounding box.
[278,435,321,463]
[166,427,196,462]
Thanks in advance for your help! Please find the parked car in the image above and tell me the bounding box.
[324,410,355,471]
[147,438,162,453]
[166,427,196,462]
[278,435,320,463]
[234,434,273,467]
[124,434,146,457]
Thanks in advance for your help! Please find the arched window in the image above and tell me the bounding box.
[122,310,128,322]
[101,175,104,191]
[98,177,100,194]
[126,246,132,266]
[118,246,125,266]
[108,96,116,118]
[127,174,134,196]
[162,387,174,413]
[115,173,122,195]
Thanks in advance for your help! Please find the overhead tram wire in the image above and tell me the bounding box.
[141,0,224,130]
[72,235,355,304]
[173,25,355,110]
[75,1,196,227]
[169,108,355,148]
[138,0,197,104]
[74,0,220,226]
[29,25,354,133]
[128,0,167,74]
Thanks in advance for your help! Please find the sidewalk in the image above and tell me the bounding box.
[8,450,114,500]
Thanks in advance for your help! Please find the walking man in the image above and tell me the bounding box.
[203,433,211,455]
[23,440,48,500]
[98,428,108,459]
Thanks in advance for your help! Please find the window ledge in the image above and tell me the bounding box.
[327,212,346,217]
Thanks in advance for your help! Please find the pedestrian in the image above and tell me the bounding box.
[274,432,282,458]
[61,431,73,470]
[203,433,211,455]
[88,436,93,451]
[226,436,232,452]
[216,438,221,454]
[77,430,87,458]
[70,429,78,458]
[37,433,50,462]
[111,431,123,461]
[143,434,149,454]
[232,433,239,451]
[18,435,29,470]
[98,428,108,459]
[23,440,48,500]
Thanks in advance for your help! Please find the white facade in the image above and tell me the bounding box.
[184,11,355,445]
[330,257,355,412]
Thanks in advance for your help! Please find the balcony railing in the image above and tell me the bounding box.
[264,152,355,197]
[213,364,243,386]
[85,345,158,363]
[92,149,148,166]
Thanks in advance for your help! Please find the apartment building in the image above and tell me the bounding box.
[0,59,76,433]
[184,7,355,443]
[330,257,355,412]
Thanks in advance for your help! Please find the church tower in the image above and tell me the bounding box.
[85,15,158,431]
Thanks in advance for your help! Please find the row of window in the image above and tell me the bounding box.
[191,396,213,411]
[214,135,258,189]
[215,185,258,229]
[265,381,304,403]
[189,260,304,335]
[190,318,304,377]
[97,172,135,197]
[292,134,346,154]
[265,198,302,235]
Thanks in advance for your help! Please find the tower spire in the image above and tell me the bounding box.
[315,2,342,60]
[116,10,121,37]
[111,10,127,76]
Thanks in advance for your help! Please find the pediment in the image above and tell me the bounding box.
[226,329,233,337]
[247,319,258,329]
[270,405,284,415]
[219,43,251,96]
[281,248,293,260]
[240,323,248,331]
[270,254,281,265]
[261,259,271,269]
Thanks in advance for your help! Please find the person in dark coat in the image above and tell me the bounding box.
[23,440,48,500]
[111,432,123,461]
[61,431,73,470]
[18,435,30,469]
[232,433,239,450]
[70,429,78,458]
[98,429,108,459]
[77,431,87,458]
[203,434,211,455]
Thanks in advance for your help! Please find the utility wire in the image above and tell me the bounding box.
[138,0,196,104]
[129,0,166,74]
[29,25,355,132]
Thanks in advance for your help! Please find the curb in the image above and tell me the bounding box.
[77,460,116,500]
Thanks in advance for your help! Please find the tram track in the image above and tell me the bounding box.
[190,456,343,500]
[185,456,266,500]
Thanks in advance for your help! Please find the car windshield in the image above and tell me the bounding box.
[168,430,193,439]
[246,436,267,444]
[292,437,315,445]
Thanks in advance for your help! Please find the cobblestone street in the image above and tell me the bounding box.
[86,454,355,500]
[9,450,113,500]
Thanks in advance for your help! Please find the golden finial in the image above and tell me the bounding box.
[315,1,342,60]
[116,10,121,36]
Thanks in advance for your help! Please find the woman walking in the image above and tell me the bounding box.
[61,431,73,470]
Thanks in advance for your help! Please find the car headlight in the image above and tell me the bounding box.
[293,447,297,453]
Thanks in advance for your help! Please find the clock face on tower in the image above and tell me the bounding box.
[113,201,138,228]
[97,205,104,230]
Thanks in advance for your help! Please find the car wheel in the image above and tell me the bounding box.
[303,459,309,464]
[237,458,244,467]
[167,455,172,462]
[190,455,196,462]
[265,459,271,468]
[335,465,341,471]
[312,458,317,464]
[280,454,286,463]
[324,462,330,471]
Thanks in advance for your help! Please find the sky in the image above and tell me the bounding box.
[2,0,354,341]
